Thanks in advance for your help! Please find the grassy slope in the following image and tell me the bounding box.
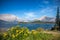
[0,27,60,40]
[43,31,60,40]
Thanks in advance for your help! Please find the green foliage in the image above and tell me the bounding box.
[36,28,44,32]
[0,33,3,40]
[0,26,59,40]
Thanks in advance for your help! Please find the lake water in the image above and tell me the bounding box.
[0,23,55,30]
[19,23,54,30]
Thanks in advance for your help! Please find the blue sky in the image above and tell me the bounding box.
[0,0,60,20]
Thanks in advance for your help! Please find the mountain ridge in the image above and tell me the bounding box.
[37,16,55,22]
[0,14,55,22]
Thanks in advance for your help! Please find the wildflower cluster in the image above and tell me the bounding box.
[0,26,54,40]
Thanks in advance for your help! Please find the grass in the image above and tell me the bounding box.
[0,26,60,40]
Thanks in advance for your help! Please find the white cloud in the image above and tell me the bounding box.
[22,12,37,21]
[0,14,18,21]
[43,0,49,4]
[40,7,53,13]
[25,12,36,18]
[20,7,56,22]
[39,7,55,17]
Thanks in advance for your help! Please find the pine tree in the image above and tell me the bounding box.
[51,7,60,31]
[55,7,59,27]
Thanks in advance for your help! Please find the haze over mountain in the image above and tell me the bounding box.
[0,14,21,28]
[0,14,55,29]
[37,16,55,22]
[0,14,55,22]
[0,14,22,22]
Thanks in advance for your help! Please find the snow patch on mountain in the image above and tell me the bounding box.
[37,16,55,22]
[0,14,21,22]
[0,14,55,22]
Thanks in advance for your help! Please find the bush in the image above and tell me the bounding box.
[36,28,44,32]
[0,26,55,40]
[0,33,3,40]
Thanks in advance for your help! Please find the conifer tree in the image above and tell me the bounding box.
[51,7,60,31]
[55,7,59,27]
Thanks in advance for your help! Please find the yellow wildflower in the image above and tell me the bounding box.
[32,30,37,35]
[24,34,27,36]
[16,30,19,33]
[16,34,19,37]
[3,32,7,37]
[26,30,29,32]
[12,34,15,38]
[20,30,24,33]
[11,27,14,31]
[28,31,31,34]
[19,31,21,34]
[25,30,31,34]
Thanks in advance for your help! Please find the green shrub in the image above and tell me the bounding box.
[0,26,58,40]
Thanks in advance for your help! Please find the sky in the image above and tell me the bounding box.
[0,0,60,20]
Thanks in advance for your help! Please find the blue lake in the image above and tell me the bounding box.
[0,23,55,30]
[19,23,55,30]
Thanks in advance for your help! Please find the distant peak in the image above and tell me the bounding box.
[0,14,19,22]
[37,16,55,22]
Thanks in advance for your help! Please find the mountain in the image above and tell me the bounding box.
[37,16,55,22]
[31,20,42,23]
[0,20,18,28]
[0,14,22,22]
[0,14,21,28]
[0,14,55,31]
[0,14,55,23]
